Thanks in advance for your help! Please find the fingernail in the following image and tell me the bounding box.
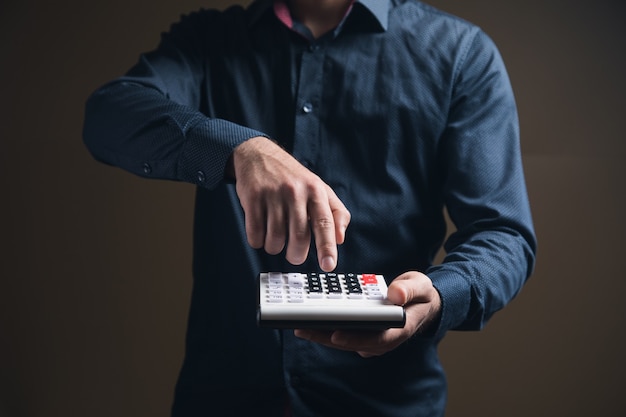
[321,256,335,271]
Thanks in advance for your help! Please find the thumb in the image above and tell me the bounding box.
[387,271,434,306]
[386,272,413,306]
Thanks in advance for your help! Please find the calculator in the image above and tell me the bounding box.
[257,272,406,329]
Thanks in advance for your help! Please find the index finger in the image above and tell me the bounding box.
[308,199,338,272]
[325,185,351,245]
[308,184,350,272]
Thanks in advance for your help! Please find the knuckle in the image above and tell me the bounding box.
[278,182,296,199]
[291,227,310,241]
[279,177,305,199]
[313,216,334,230]
[306,180,326,198]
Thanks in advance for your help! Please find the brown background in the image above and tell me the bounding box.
[1,0,625,416]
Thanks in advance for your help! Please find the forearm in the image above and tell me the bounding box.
[427,224,535,338]
[83,80,267,189]
[82,8,270,189]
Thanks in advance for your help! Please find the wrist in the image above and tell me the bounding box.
[227,136,273,181]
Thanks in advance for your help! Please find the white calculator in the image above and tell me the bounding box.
[257,272,406,329]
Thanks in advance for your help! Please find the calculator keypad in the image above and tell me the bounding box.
[263,272,387,303]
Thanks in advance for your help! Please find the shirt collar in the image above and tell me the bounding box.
[248,0,390,31]
[356,0,389,30]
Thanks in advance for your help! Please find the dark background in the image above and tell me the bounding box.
[1,1,625,416]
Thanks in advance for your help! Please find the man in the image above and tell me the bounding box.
[83,0,537,415]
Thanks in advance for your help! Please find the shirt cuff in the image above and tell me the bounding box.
[178,118,269,189]
[426,268,472,340]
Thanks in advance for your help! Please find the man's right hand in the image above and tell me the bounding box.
[228,136,351,272]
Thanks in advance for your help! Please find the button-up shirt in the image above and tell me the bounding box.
[83,1,537,415]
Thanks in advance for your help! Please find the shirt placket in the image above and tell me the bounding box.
[292,42,325,169]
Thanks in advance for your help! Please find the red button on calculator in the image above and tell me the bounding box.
[361,274,378,284]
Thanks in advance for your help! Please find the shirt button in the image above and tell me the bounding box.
[142,162,152,174]
[196,170,206,183]
[308,44,319,52]
[302,103,313,114]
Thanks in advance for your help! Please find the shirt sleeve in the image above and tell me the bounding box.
[426,29,537,338]
[82,9,268,189]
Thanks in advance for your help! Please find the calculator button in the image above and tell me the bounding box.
[268,295,284,303]
[288,273,305,287]
[269,272,284,284]
[367,287,384,299]
[307,274,321,283]
[308,284,323,293]
[327,285,342,293]
[346,276,360,284]
[289,294,304,303]
[361,274,378,285]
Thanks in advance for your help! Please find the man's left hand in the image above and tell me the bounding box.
[294,271,442,357]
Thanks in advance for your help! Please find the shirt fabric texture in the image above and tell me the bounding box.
[83,0,537,416]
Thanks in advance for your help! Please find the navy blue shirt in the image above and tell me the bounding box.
[83,1,537,415]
